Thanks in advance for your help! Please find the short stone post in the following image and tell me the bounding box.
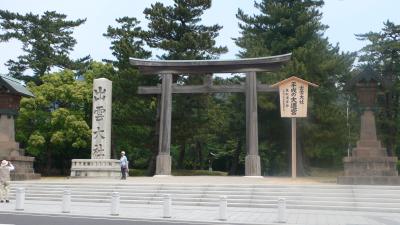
[218,195,227,221]
[62,190,71,213]
[277,198,287,223]
[111,192,120,216]
[15,187,25,211]
[163,194,172,218]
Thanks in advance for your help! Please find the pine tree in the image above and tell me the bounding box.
[0,10,90,83]
[236,0,355,175]
[143,0,227,171]
[144,0,227,60]
[104,17,160,173]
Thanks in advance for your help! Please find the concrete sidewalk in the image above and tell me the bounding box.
[1,199,400,225]
[2,176,400,225]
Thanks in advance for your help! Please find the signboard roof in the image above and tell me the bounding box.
[271,76,319,88]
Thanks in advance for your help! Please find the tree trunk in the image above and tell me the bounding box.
[45,144,52,175]
[177,142,186,169]
[193,140,203,170]
[147,96,160,176]
[229,138,242,175]
[198,141,204,169]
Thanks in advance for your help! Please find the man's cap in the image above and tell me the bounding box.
[1,160,8,167]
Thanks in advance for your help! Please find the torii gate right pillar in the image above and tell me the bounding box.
[245,71,261,176]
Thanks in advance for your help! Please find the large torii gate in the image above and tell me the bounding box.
[130,53,291,177]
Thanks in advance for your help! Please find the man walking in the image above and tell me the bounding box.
[0,160,14,203]
[120,151,128,180]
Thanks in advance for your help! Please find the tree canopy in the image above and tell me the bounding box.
[0,10,90,83]
[16,70,92,174]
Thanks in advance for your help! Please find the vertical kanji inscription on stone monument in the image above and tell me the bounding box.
[91,78,112,159]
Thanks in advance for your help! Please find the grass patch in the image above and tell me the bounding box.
[308,167,343,177]
[128,169,228,176]
[172,170,227,176]
[128,169,147,176]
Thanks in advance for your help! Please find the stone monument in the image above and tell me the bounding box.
[70,78,120,178]
[0,75,40,180]
[338,67,400,185]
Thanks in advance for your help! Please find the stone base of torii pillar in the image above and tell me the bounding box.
[156,153,171,176]
[245,155,261,177]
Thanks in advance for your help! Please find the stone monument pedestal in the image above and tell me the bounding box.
[338,110,400,185]
[0,115,40,180]
[70,159,120,178]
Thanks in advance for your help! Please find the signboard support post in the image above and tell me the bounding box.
[271,76,318,179]
[292,117,297,178]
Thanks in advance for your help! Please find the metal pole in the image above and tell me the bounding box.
[291,118,296,178]
[110,192,120,216]
[347,96,350,157]
[163,194,171,218]
[277,198,287,223]
[62,189,71,213]
[15,187,25,211]
[219,195,227,221]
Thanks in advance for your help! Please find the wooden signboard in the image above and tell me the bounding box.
[272,76,318,178]
[272,76,318,118]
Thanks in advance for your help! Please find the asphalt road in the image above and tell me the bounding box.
[0,212,236,225]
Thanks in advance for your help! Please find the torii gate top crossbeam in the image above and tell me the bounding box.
[130,53,291,74]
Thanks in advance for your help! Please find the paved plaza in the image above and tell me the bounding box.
[1,176,400,225]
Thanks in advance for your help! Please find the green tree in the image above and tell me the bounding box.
[144,0,227,60]
[356,21,400,156]
[143,0,228,171]
[103,17,159,174]
[211,77,246,175]
[236,0,355,175]
[0,10,90,83]
[16,70,92,175]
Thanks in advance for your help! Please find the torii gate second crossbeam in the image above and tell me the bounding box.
[130,53,291,176]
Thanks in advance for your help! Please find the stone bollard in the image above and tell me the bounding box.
[111,192,120,216]
[163,194,172,218]
[15,187,25,211]
[62,189,71,213]
[277,198,287,223]
[218,195,227,221]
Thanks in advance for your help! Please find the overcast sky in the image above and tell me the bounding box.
[0,0,399,74]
